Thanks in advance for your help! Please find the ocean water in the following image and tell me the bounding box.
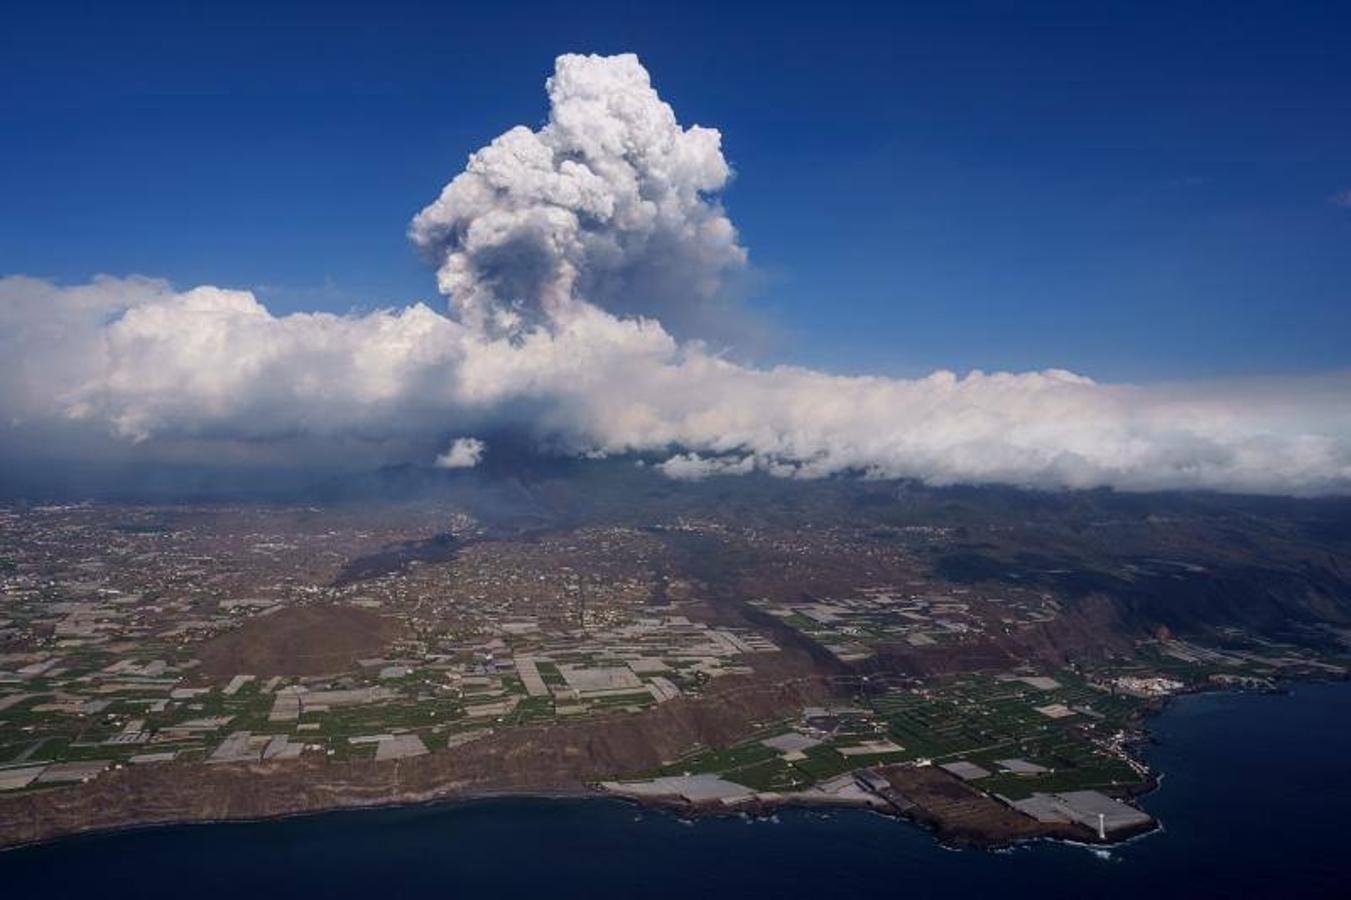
[3,682,1349,899]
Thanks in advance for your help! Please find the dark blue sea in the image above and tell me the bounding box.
[4,682,1349,899]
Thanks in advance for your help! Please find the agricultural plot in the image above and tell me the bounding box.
[749,584,1061,662]
[640,672,1154,804]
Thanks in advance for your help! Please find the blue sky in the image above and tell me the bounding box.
[3,0,1349,381]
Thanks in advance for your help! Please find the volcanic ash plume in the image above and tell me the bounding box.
[409,53,746,337]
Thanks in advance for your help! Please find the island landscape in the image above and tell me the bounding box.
[3,4,1350,895]
[3,468,1347,850]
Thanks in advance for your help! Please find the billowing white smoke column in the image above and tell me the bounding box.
[2,54,1349,495]
[410,53,745,337]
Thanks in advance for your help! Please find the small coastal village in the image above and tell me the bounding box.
[1,501,1347,847]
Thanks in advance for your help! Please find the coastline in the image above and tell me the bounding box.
[2,675,1343,854]
[9,680,1351,900]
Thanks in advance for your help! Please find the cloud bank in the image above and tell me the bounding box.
[2,54,1349,496]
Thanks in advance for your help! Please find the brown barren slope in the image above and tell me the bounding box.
[880,764,1087,846]
[0,667,833,847]
[195,605,406,677]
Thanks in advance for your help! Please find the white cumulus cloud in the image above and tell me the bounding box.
[658,452,757,481]
[435,437,487,469]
